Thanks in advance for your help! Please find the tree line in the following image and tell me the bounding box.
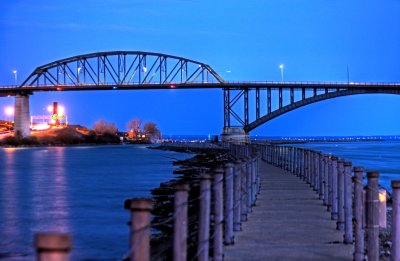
[93,118,161,140]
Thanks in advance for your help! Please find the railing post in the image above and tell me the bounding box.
[246,158,253,213]
[198,173,212,261]
[314,152,320,192]
[337,159,345,231]
[310,151,315,188]
[35,233,71,261]
[224,163,234,245]
[240,159,248,221]
[251,157,257,206]
[323,155,329,207]
[213,167,224,261]
[174,183,190,261]
[233,160,242,231]
[126,198,153,261]
[331,157,338,220]
[343,161,353,244]
[392,180,400,261]
[353,166,364,261]
[319,153,325,200]
[327,156,333,212]
[305,150,309,183]
[366,171,379,261]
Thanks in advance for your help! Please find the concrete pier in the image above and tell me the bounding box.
[224,162,353,261]
[221,127,250,143]
[14,94,31,137]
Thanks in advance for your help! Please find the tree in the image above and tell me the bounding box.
[143,122,161,140]
[126,118,142,132]
[93,119,118,135]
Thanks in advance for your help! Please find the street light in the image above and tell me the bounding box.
[12,70,17,85]
[279,64,284,82]
[5,106,14,118]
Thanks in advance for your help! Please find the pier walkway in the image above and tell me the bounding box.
[224,163,354,261]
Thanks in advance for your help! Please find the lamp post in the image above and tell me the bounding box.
[279,64,284,82]
[12,70,17,85]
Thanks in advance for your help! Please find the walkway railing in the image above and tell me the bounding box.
[31,143,400,261]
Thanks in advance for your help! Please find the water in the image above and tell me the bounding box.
[0,145,192,260]
[290,141,400,191]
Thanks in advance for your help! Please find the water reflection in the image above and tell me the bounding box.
[31,147,70,232]
[1,148,20,250]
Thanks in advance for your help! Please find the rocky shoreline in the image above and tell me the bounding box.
[149,145,229,260]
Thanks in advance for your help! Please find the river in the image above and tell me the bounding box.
[0,145,191,260]
[289,141,400,192]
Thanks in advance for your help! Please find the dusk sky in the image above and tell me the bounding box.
[0,0,399,136]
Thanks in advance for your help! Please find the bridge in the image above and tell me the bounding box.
[1,51,399,139]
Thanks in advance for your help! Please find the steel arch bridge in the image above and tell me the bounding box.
[222,83,400,132]
[1,50,400,134]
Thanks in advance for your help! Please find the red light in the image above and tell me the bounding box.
[57,87,62,91]
[170,85,176,88]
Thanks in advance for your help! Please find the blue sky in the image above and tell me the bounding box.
[0,0,399,136]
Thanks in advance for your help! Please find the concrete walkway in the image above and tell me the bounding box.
[224,163,353,261]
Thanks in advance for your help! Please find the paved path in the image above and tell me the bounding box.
[224,163,353,261]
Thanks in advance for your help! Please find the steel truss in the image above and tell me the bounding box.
[20,51,224,88]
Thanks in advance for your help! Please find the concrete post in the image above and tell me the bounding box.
[319,154,325,200]
[310,151,315,188]
[14,94,31,138]
[331,157,338,220]
[174,183,190,261]
[336,159,345,231]
[392,180,400,261]
[213,168,224,261]
[233,161,242,231]
[224,163,234,245]
[127,198,153,261]
[353,166,364,261]
[323,156,329,206]
[327,156,333,212]
[300,149,306,180]
[293,147,297,174]
[246,159,253,213]
[305,150,309,182]
[240,160,248,221]
[343,161,353,244]
[314,152,320,192]
[35,233,71,261]
[366,171,379,261]
[198,173,212,261]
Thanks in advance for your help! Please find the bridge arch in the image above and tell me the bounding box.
[20,51,224,88]
[245,89,400,132]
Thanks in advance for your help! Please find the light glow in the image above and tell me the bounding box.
[31,123,50,131]
[5,106,14,116]
[58,106,65,115]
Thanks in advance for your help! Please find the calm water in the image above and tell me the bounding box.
[0,145,191,260]
[291,141,400,191]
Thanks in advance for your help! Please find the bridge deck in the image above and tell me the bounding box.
[224,163,353,261]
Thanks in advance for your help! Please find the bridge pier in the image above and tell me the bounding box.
[221,127,250,143]
[14,94,31,138]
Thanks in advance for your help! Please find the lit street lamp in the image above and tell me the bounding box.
[279,64,284,82]
[12,70,17,85]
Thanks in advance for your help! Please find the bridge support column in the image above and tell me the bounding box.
[221,127,250,143]
[14,94,31,138]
